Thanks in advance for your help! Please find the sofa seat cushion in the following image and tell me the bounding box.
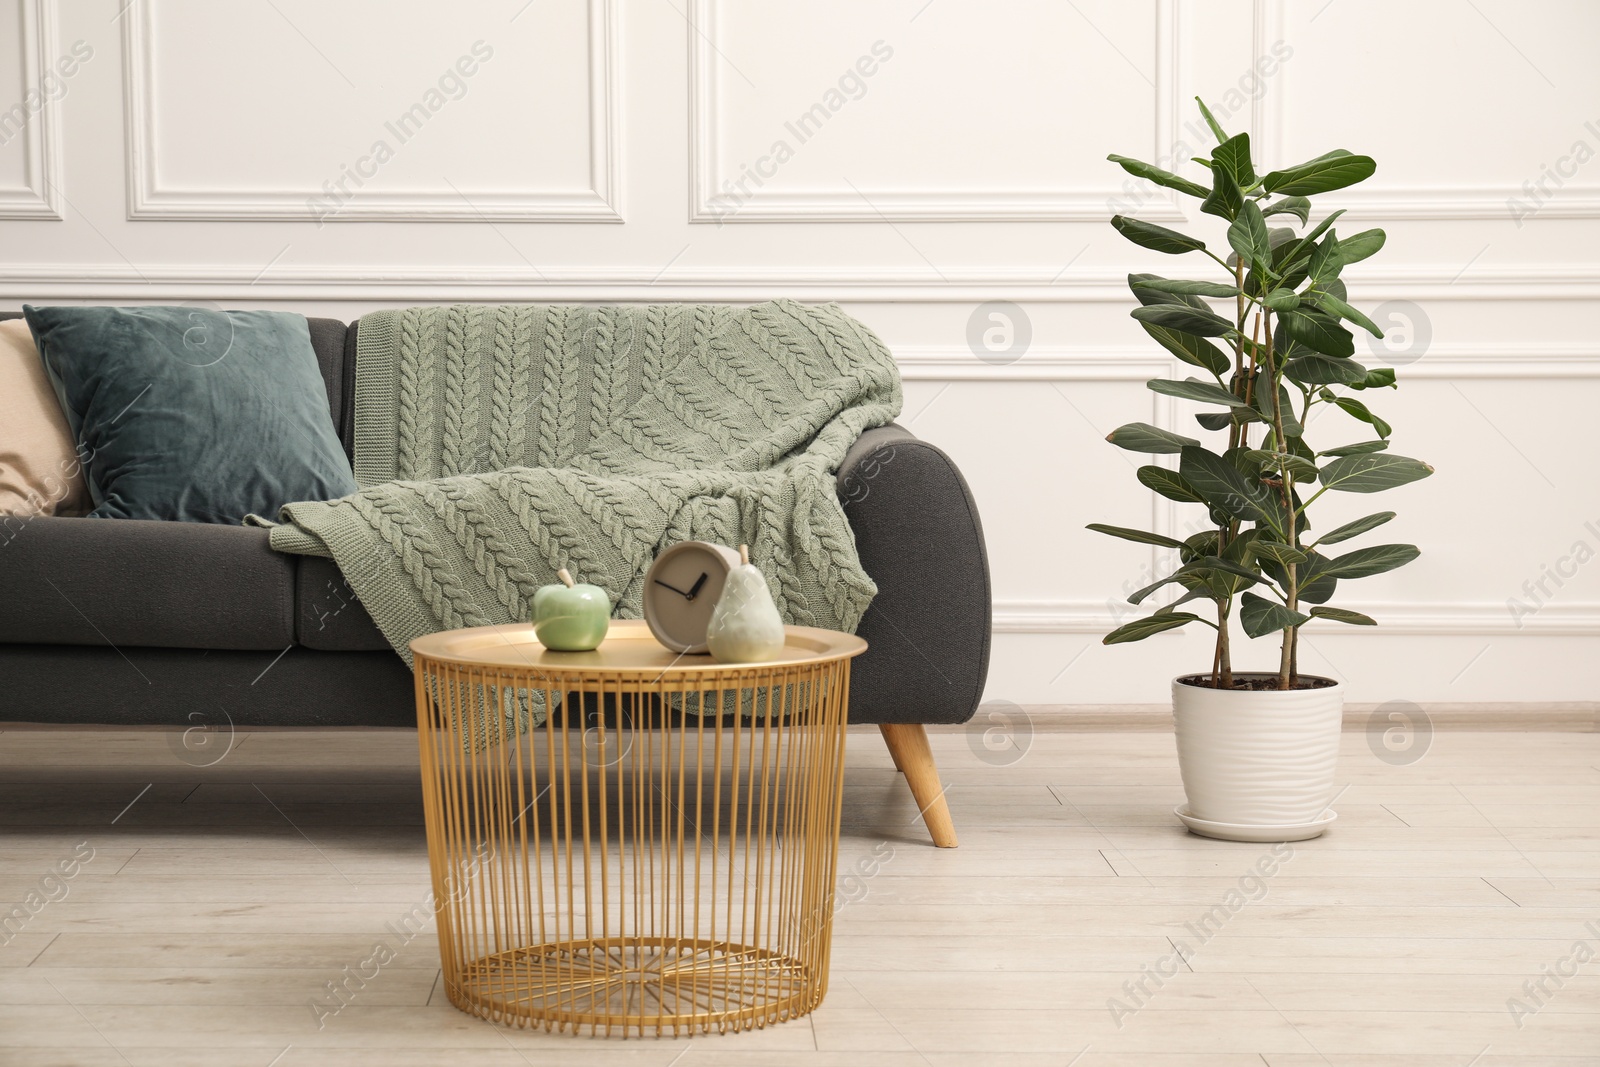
[295,555,390,652]
[0,516,295,650]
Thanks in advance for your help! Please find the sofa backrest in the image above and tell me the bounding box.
[305,317,356,461]
[0,309,354,460]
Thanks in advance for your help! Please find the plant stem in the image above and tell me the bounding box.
[1263,311,1299,689]
[1213,256,1252,690]
[1211,622,1223,686]
[1217,600,1233,688]
[1243,313,1261,414]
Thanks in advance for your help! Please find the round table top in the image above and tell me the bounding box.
[410,619,866,675]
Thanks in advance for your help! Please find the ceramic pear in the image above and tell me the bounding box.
[706,545,785,662]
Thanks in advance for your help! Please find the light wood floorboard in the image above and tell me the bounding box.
[1,724,1596,1064]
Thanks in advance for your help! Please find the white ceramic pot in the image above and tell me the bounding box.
[1171,672,1343,842]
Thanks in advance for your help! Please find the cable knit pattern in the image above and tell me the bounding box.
[489,305,518,471]
[396,311,423,476]
[587,307,631,452]
[642,304,668,397]
[268,300,902,701]
[351,487,490,632]
[440,305,470,477]
[537,306,572,464]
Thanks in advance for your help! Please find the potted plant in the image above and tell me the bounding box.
[1091,99,1434,841]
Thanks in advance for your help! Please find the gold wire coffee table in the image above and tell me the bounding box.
[410,619,866,1038]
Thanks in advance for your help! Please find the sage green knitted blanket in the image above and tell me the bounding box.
[263,300,902,667]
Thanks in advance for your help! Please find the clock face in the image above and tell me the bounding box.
[643,541,740,653]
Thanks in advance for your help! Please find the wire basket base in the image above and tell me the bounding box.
[447,936,821,1037]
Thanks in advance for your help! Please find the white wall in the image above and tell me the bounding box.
[1,0,1596,706]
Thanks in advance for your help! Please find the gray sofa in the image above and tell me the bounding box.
[0,310,990,845]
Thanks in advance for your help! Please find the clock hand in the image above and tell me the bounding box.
[653,578,692,598]
[685,572,709,601]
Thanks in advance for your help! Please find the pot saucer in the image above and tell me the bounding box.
[1174,805,1337,842]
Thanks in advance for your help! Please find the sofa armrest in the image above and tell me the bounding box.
[836,424,991,725]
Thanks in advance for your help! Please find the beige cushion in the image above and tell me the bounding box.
[0,318,90,517]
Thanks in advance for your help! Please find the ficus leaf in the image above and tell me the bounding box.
[1195,96,1229,143]
[1262,150,1378,196]
[1148,378,1251,407]
[1155,589,1210,615]
[1212,133,1256,186]
[1262,196,1312,224]
[1347,367,1397,391]
[1129,272,1207,311]
[1277,209,1346,269]
[1107,154,1211,199]
[1335,228,1386,265]
[1103,612,1202,645]
[1140,321,1233,376]
[1254,228,1305,283]
[1312,511,1396,545]
[1308,606,1378,626]
[1330,396,1393,438]
[1085,523,1191,550]
[1227,201,1272,270]
[1253,540,1308,565]
[1318,440,1390,458]
[1138,465,1207,503]
[1239,592,1312,637]
[1131,303,1234,337]
[1126,571,1185,607]
[1312,290,1383,337]
[1283,309,1355,357]
[1225,445,1263,477]
[1318,453,1434,493]
[1200,157,1244,221]
[1320,543,1421,578]
[1132,277,1242,298]
[1245,449,1320,481]
[1264,288,1300,311]
[1252,383,1304,439]
[1106,422,1202,454]
[1112,215,1207,255]
[1180,445,1285,535]
[1308,236,1344,285]
[1258,550,1339,605]
[1222,526,1262,564]
[1190,555,1267,585]
[1285,353,1370,386]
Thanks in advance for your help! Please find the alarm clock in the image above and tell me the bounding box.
[642,541,742,653]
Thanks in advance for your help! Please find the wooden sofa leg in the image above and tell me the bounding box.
[878,724,958,848]
[885,729,905,772]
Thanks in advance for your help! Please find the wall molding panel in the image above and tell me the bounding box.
[891,343,1600,381]
[0,0,63,219]
[994,599,1600,637]
[119,0,622,222]
[1255,0,1600,222]
[7,263,1600,305]
[688,0,1186,223]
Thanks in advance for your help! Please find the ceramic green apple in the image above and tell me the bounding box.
[532,568,610,651]
[707,546,786,662]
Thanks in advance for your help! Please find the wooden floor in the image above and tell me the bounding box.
[1,721,1597,1066]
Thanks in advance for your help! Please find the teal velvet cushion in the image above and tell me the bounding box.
[23,305,358,523]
